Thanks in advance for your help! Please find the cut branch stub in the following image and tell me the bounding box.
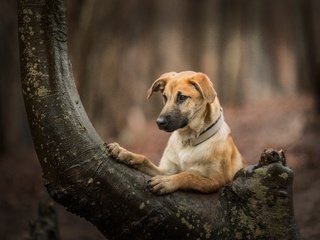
[220,149,298,239]
[18,0,300,239]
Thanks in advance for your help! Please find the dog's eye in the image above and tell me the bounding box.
[177,93,188,103]
[163,95,167,103]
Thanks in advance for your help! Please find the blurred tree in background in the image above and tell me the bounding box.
[66,0,320,146]
[0,0,319,153]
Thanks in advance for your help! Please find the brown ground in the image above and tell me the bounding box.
[0,95,319,239]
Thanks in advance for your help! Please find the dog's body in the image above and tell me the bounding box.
[107,71,245,195]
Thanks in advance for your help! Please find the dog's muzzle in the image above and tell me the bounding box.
[156,113,188,132]
[156,115,169,129]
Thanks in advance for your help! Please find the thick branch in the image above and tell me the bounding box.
[18,0,299,239]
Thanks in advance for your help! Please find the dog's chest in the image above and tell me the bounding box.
[178,149,198,170]
[165,132,223,175]
[176,143,218,172]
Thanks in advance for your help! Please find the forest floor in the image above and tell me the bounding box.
[0,94,319,240]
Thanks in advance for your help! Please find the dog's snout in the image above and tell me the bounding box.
[156,111,188,132]
[156,115,169,128]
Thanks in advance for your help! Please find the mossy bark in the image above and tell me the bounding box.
[18,0,300,239]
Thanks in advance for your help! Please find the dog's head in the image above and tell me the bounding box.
[147,71,217,132]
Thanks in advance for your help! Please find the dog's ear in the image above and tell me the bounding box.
[189,73,217,103]
[147,72,176,99]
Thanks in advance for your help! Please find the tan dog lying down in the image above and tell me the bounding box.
[107,71,245,195]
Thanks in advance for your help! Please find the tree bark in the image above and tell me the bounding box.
[18,0,299,239]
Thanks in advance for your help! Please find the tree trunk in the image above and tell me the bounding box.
[18,0,299,239]
[30,201,60,240]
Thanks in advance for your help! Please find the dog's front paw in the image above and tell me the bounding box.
[148,175,178,195]
[106,142,135,166]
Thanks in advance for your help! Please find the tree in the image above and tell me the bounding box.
[18,0,299,239]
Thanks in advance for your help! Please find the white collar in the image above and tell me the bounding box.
[190,108,224,147]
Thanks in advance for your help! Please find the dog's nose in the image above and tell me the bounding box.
[156,115,169,128]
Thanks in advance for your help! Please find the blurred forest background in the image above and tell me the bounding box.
[1,0,320,239]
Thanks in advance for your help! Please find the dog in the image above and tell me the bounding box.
[107,71,245,195]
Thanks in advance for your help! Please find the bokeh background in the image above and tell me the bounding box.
[1,0,320,239]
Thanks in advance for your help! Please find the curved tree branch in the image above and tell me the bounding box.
[18,0,299,239]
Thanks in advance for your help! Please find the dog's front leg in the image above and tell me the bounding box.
[149,172,223,195]
[107,142,163,176]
